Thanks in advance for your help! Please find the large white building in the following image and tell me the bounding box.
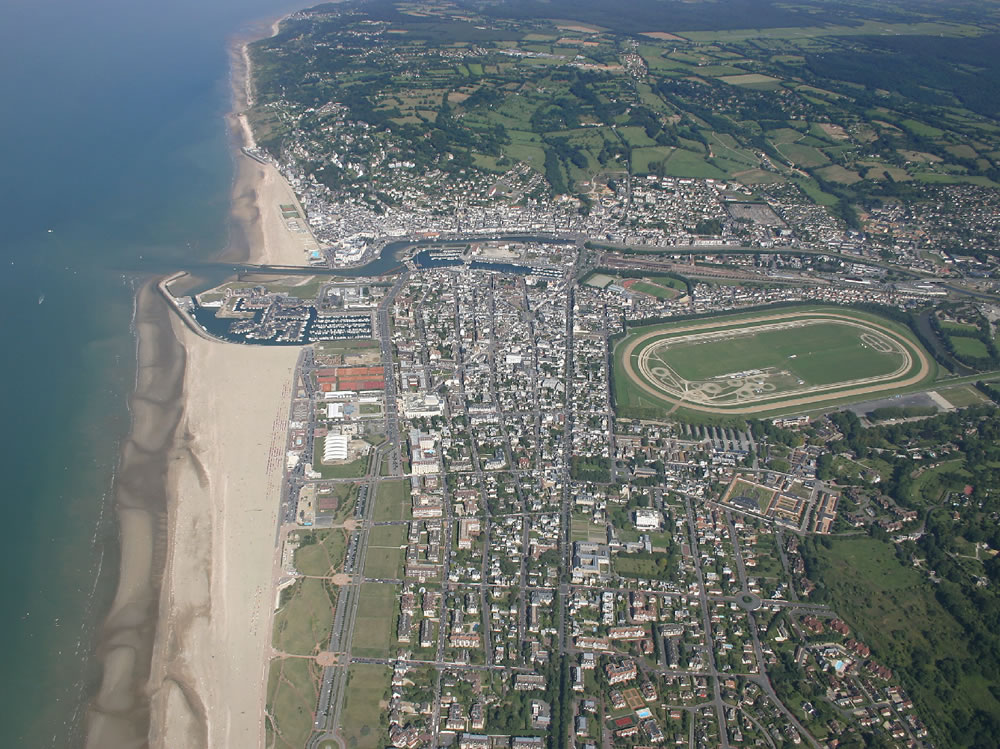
[634,509,662,531]
[323,434,349,462]
[409,428,440,475]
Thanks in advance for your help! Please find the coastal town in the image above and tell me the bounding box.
[169,217,1000,749]
[154,2,1000,749]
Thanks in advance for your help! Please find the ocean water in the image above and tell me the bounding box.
[0,0,297,744]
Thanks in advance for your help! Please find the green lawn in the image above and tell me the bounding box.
[936,385,987,408]
[729,479,774,512]
[340,664,392,749]
[571,516,605,543]
[350,583,398,658]
[631,280,680,299]
[313,444,370,479]
[363,525,406,579]
[317,483,359,525]
[939,320,979,334]
[651,320,903,385]
[645,275,688,291]
[615,552,674,579]
[273,577,336,655]
[266,657,319,749]
[314,338,379,356]
[372,479,411,522]
[951,336,990,359]
[294,529,348,577]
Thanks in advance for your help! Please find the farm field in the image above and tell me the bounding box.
[613,306,934,416]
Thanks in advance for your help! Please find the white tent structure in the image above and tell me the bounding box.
[323,434,349,462]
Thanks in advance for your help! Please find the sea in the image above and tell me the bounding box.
[0,0,298,744]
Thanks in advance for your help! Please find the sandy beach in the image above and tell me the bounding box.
[141,25,305,749]
[86,14,309,749]
[227,27,320,268]
[145,313,298,749]
[85,279,299,749]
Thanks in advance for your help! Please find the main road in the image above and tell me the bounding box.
[307,273,408,749]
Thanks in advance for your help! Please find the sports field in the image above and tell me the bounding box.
[626,279,681,300]
[614,307,934,416]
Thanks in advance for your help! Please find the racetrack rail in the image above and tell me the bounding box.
[618,309,932,415]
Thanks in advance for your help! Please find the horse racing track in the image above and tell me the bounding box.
[614,307,934,416]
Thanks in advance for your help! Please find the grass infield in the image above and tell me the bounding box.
[613,306,935,417]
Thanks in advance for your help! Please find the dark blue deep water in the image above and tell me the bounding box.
[0,0,298,744]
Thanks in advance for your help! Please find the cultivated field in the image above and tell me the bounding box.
[614,307,934,416]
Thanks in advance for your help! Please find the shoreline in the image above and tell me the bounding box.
[84,281,186,748]
[224,18,320,268]
[144,304,298,748]
[85,12,304,749]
